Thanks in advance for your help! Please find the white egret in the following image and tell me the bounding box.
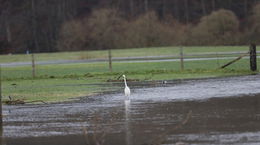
[122,75,131,98]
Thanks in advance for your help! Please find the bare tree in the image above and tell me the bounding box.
[244,0,248,17]
[31,0,39,52]
[162,0,167,18]
[184,0,189,24]
[201,0,207,16]
[0,0,11,43]
[1,0,260,53]
[212,0,216,11]
[129,0,134,16]
[144,0,148,13]
[174,0,180,21]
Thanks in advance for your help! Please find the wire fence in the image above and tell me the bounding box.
[0,46,258,103]
[0,47,258,79]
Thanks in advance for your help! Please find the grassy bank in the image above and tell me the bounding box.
[1,56,258,103]
[0,46,249,63]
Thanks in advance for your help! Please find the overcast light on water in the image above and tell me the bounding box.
[3,75,260,145]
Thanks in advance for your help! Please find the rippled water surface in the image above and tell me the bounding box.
[3,75,260,145]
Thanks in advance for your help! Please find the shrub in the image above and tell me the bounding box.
[57,19,88,51]
[87,8,127,50]
[124,11,186,48]
[57,9,192,51]
[190,9,240,45]
[57,8,127,51]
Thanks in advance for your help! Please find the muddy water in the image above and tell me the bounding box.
[3,75,260,145]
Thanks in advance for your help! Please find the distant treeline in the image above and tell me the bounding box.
[0,0,260,53]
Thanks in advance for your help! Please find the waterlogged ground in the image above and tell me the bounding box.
[3,75,260,145]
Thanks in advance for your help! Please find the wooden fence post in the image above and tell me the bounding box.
[180,47,184,70]
[216,52,220,67]
[31,53,36,78]
[250,43,257,71]
[108,49,112,72]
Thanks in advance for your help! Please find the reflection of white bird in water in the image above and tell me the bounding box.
[123,75,131,98]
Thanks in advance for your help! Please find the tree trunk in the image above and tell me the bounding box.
[5,19,11,43]
[174,0,180,21]
[244,0,248,17]
[31,0,39,52]
[144,0,148,13]
[212,0,216,11]
[162,0,167,18]
[184,0,189,24]
[129,0,134,16]
[201,0,206,16]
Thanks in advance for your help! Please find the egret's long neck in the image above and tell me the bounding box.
[124,77,128,87]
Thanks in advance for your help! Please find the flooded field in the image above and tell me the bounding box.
[3,75,260,145]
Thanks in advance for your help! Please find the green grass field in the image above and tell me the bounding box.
[0,46,249,63]
[0,46,258,103]
[1,54,258,103]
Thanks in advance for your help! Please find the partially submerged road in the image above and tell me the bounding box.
[2,55,260,67]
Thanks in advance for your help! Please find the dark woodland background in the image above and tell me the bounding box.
[0,0,260,53]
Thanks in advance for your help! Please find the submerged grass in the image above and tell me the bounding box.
[1,56,258,103]
[3,78,112,103]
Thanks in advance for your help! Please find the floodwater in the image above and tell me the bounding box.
[2,75,260,145]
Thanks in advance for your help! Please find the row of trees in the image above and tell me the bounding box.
[58,3,260,51]
[0,0,81,53]
[0,0,260,53]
